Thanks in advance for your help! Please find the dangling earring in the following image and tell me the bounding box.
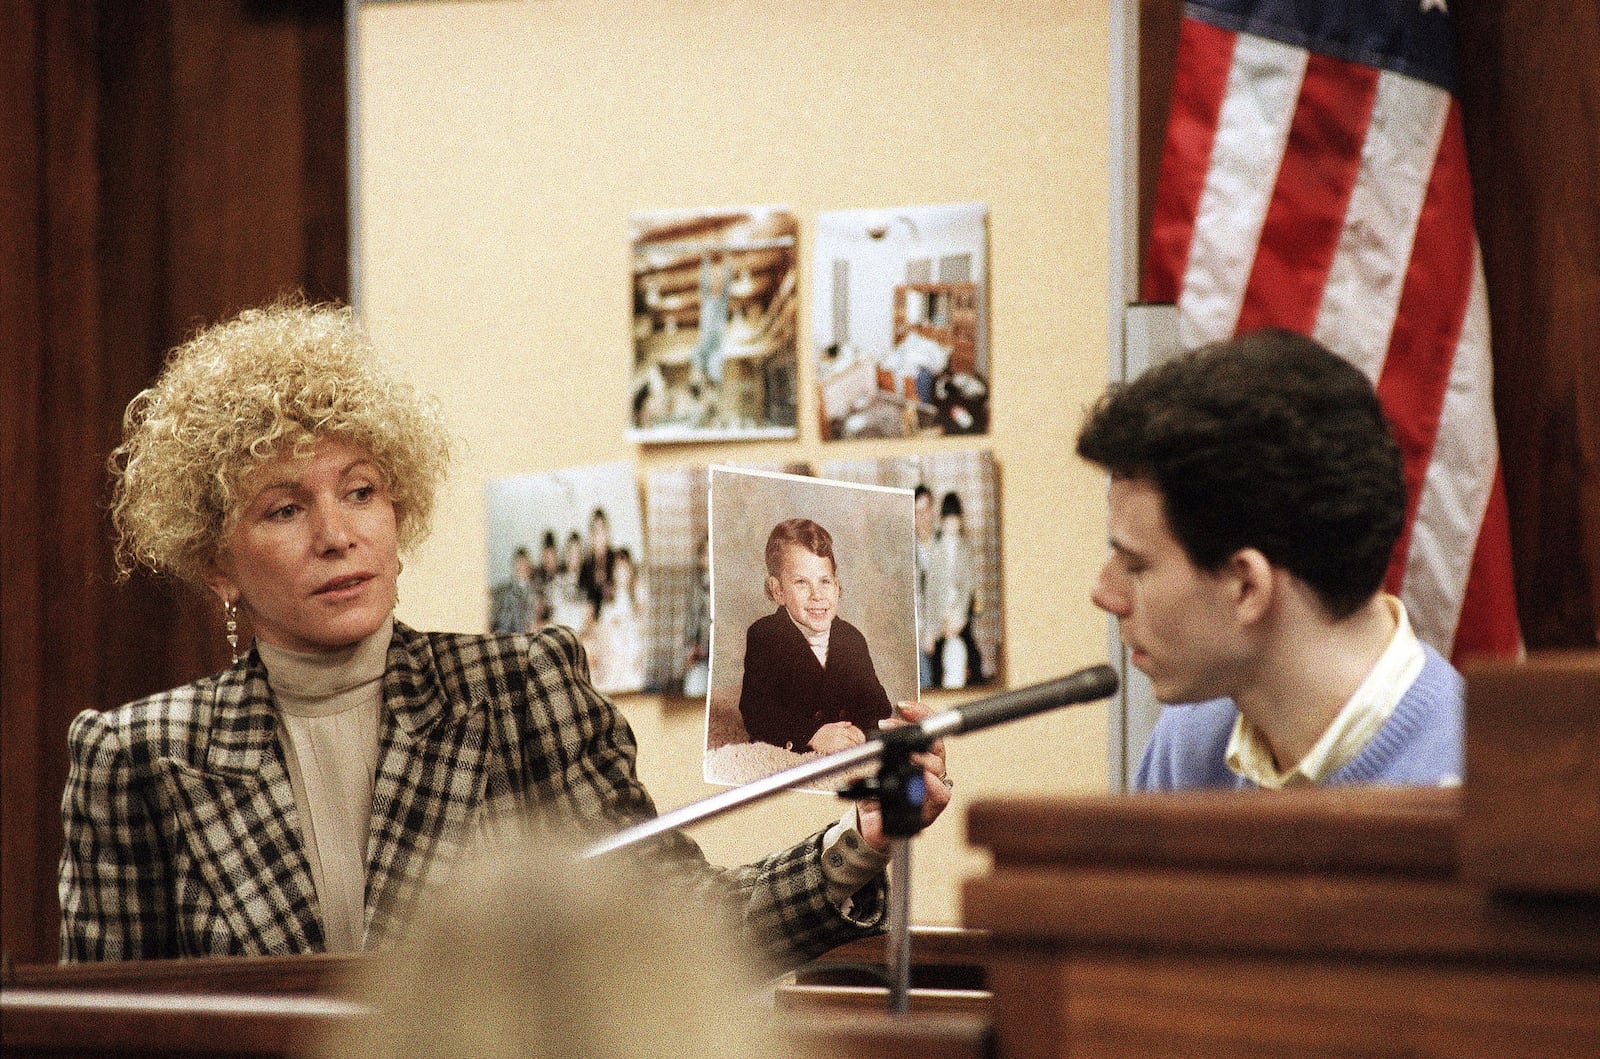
[223,600,240,664]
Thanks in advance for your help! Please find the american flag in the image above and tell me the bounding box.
[1144,0,1522,663]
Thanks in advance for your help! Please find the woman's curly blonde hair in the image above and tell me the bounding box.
[109,299,453,585]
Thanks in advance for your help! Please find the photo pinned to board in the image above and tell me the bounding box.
[485,461,647,696]
[819,449,1003,690]
[629,206,800,443]
[812,202,990,441]
[641,459,815,697]
[703,465,918,790]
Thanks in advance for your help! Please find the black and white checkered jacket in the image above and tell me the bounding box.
[60,622,882,965]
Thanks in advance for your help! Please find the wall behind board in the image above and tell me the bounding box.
[2,0,348,965]
[355,0,1115,925]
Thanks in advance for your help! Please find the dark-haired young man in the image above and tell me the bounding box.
[1076,329,1463,790]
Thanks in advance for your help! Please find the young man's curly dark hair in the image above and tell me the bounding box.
[1076,328,1406,619]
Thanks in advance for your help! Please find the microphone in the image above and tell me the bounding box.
[582,663,1120,861]
[879,664,1120,749]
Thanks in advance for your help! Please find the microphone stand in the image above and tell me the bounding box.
[583,722,939,1016]
[582,667,1119,1016]
[580,734,892,859]
[836,729,930,1016]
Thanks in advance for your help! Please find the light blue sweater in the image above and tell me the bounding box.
[1134,642,1464,791]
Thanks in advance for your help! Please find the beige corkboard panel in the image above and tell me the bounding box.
[356,0,1116,925]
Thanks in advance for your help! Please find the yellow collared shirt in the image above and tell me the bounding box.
[1225,595,1426,789]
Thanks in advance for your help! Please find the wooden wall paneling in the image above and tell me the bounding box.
[293,2,351,303]
[91,1,222,716]
[1456,0,1600,650]
[1,0,49,973]
[1136,0,1183,298]
[169,2,305,322]
[20,0,104,972]
[0,0,348,967]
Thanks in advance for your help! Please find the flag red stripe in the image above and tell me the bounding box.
[1147,14,1522,658]
[1143,18,1237,303]
[1378,100,1476,588]
[1450,467,1523,662]
[1235,55,1378,335]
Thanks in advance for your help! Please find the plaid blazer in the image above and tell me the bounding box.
[60,623,882,966]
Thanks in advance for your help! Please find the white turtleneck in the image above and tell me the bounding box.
[788,612,831,667]
[257,616,391,952]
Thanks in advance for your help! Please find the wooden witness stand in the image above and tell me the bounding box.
[5,655,1596,1058]
[964,652,1600,1057]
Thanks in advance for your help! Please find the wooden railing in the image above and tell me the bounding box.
[2,930,993,1059]
[962,653,1600,1058]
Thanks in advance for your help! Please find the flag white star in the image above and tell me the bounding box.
[1420,0,1448,13]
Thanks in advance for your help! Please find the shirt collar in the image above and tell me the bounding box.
[1226,595,1426,788]
[787,611,831,649]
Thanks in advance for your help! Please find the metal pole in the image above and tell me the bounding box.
[582,737,886,860]
[886,836,913,1016]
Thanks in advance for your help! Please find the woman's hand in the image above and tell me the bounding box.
[857,699,951,852]
[808,721,866,755]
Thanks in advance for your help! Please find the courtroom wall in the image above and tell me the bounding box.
[354,0,1115,925]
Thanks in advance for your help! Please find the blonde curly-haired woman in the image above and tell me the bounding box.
[61,299,947,965]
